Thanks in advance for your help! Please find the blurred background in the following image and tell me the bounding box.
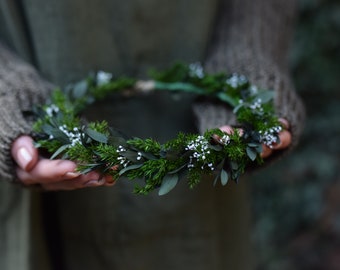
[250,0,340,269]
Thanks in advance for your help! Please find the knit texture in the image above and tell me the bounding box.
[0,43,50,182]
[195,0,305,157]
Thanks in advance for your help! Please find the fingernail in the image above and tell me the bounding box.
[64,172,81,179]
[84,179,102,187]
[105,176,115,184]
[18,147,32,170]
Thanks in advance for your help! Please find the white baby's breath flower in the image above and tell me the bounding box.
[259,125,283,147]
[58,125,83,147]
[226,74,247,88]
[45,104,59,117]
[218,134,231,145]
[96,71,113,86]
[189,62,204,78]
[185,136,214,171]
[249,98,263,111]
[116,145,131,167]
[136,152,142,161]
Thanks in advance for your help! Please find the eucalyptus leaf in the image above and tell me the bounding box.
[41,124,56,134]
[154,82,205,95]
[72,80,88,99]
[208,144,223,151]
[121,150,139,161]
[248,143,262,153]
[158,174,179,196]
[50,144,70,159]
[255,144,263,153]
[246,146,257,161]
[108,136,127,147]
[248,143,260,147]
[233,103,244,113]
[168,163,188,174]
[216,92,238,107]
[141,151,158,160]
[213,173,219,186]
[232,173,240,183]
[255,90,274,103]
[109,127,129,139]
[42,125,69,144]
[85,128,108,143]
[220,169,229,186]
[230,161,239,170]
[119,163,144,176]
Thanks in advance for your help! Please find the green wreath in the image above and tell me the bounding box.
[32,62,282,195]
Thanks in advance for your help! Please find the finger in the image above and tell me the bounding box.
[11,135,39,171]
[279,118,290,130]
[103,175,116,186]
[271,130,292,150]
[260,145,273,159]
[27,159,79,182]
[16,159,85,185]
[16,167,38,185]
[43,174,117,190]
[219,125,244,136]
[18,165,104,189]
[219,125,234,134]
[16,164,80,185]
[42,176,106,191]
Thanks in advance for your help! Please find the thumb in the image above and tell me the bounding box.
[11,135,39,171]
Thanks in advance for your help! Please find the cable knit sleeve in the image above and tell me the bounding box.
[0,43,51,183]
[194,0,305,158]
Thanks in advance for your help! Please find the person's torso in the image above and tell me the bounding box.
[1,0,218,84]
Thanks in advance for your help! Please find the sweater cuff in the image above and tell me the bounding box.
[0,95,33,183]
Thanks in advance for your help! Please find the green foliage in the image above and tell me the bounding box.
[34,138,63,153]
[187,169,202,189]
[127,138,161,155]
[87,121,110,135]
[51,89,68,109]
[149,62,190,82]
[163,132,195,150]
[67,143,93,163]
[95,144,120,163]
[224,131,247,162]
[91,77,136,99]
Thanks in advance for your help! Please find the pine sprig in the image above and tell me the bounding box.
[31,62,283,195]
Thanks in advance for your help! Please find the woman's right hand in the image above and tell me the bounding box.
[11,135,115,191]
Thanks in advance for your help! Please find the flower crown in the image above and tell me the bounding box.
[32,62,282,195]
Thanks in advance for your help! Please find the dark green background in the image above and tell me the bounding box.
[251,0,340,269]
